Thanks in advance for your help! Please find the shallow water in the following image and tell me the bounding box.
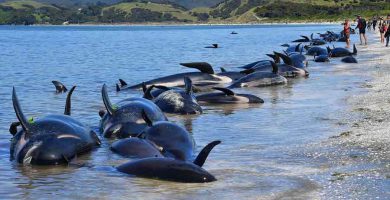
[0,25,374,199]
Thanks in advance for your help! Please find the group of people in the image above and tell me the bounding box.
[343,14,390,48]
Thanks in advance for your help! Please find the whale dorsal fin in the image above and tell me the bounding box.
[220,67,227,72]
[310,33,314,40]
[212,44,218,48]
[101,84,115,116]
[184,77,193,95]
[154,85,171,91]
[116,84,121,92]
[52,81,67,93]
[119,79,127,87]
[271,61,279,74]
[266,54,280,64]
[274,52,292,66]
[295,43,301,52]
[141,82,147,93]
[180,62,215,74]
[300,35,309,41]
[141,109,153,127]
[353,44,357,55]
[212,87,234,96]
[193,140,221,167]
[143,85,155,100]
[12,87,30,135]
[64,86,76,116]
[240,68,255,75]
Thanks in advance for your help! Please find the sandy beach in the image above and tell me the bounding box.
[302,32,390,199]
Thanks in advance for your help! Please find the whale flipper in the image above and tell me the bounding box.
[52,81,67,93]
[12,87,30,134]
[9,122,20,136]
[180,62,215,74]
[193,140,221,167]
[101,84,115,116]
[64,86,76,116]
[212,87,234,96]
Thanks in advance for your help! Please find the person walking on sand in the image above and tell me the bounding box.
[367,20,372,31]
[373,16,378,31]
[355,15,367,45]
[385,26,390,47]
[343,19,351,48]
[379,21,387,44]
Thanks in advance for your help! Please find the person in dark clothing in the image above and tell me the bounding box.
[355,15,367,45]
[385,26,390,47]
[373,17,378,31]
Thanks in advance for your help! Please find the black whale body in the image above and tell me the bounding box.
[10,86,100,165]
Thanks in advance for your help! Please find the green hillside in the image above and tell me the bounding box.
[208,0,390,23]
[101,2,196,22]
[0,0,389,25]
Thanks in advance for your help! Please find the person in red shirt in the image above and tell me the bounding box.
[343,19,351,48]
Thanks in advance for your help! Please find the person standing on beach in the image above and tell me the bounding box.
[343,19,351,48]
[373,16,378,31]
[379,21,387,44]
[385,27,390,47]
[367,20,372,31]
[355,15,367,45]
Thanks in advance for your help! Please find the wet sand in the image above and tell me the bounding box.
[304,32,390,199]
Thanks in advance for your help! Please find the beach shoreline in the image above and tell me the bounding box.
[304,31,390,199]
[0,21,346,27]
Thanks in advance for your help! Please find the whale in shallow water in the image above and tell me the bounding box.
[328,44,357,57]
[196,87,264,104]
[138,110,194,161]
[152,77,203,115]
[110,137,164,158]
[116,140,221,183]
[228,62,288,88]
[10,86,101,165]
[341,56,358,63]
[100,84,167,138]
[118,62,232,90]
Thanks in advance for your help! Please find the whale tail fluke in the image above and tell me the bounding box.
[193,140,221,167]
[52,81,67,93]
[64,86,76,116]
